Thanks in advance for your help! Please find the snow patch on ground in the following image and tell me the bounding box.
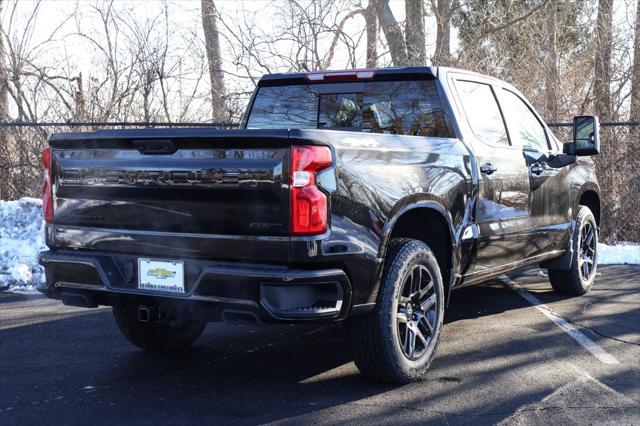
[598,243,640,265]
[0,198,47,292]
[0,197,639,293]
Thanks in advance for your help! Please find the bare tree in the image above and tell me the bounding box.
[0,0,7,124]
[0,0,638,243]
[201,0,226,123]
[595,0,613,120]
[373,0,409,66]
[632,0,640,123]
[544,0,559,121]
[431,0,457,66]
[325,2,379,68]
[364,3,378,67]
[326,7,367,68]
[405,0,426,65]
[0,0,8,162]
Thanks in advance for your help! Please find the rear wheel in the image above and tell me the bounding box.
[112,304,207,351]
[548,206,598,295]
[347,238,445,384]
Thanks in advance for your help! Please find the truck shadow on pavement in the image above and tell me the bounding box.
[1,265,638,424]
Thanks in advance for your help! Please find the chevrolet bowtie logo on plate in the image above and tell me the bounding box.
[147,268,176,280]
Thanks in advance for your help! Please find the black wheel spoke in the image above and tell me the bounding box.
[415,324,429,348]
[402,275,412,298]
[411,267,420,294]
[401,330,408,351]
[420,315,434,336]
[584,226,594,247]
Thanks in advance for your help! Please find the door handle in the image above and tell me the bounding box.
[530,163,543,175]
[480,162,497,175]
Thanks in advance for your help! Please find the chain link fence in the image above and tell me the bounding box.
[1,121,638,244]
[549,122,639,244]
[0,122,236,200]
[595,125,639,244]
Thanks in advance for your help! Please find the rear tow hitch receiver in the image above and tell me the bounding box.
[137,305,163,322]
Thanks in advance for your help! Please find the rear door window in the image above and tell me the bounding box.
[454,80,509,146]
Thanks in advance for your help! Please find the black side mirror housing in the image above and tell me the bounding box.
[564,115,600,156]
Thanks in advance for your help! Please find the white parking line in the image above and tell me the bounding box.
[500,275,620,365]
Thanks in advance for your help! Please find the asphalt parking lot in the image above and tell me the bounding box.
[1,265,639,425]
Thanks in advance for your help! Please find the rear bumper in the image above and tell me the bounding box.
[38,250,353,323]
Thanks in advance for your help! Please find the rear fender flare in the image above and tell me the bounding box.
[375,199,459,305]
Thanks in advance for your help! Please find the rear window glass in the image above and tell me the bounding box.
[246,80,452,137]
[455,80,509,146]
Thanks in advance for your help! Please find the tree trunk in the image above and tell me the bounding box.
[631,0,640,122]
[201,0,226,123]
[545,0,559,121]
[433,0,452,66]
[405,0,426,66]
[73,73,86,122]
[595,0,613,120]
[0,0,8,125]
[373,0,409,66]
[364,4,378,68]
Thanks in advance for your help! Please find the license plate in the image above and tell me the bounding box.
[138,259,185,293]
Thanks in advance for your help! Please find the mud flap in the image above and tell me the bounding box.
[540,220,578,270]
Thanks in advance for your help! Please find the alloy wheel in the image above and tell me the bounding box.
[578,221,596,281]
[396,264,438,361]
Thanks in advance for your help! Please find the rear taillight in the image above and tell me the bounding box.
[290,145,332,235]
[41,147,54,222]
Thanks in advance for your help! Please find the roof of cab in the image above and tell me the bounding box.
[258,66,438,85]
[256,66,511,87]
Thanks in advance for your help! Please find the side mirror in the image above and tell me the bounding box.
[564,115,600,156]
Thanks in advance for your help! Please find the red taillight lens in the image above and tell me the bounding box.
[41,147,54,222]
[290,145,332,235]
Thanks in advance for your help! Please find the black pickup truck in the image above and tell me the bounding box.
[39,67,601,383]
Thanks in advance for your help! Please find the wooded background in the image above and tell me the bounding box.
[0,0,638,243]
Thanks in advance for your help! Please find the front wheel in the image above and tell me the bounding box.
[113,304,207,351]
[548,206,598,295]
[347,238,445,384]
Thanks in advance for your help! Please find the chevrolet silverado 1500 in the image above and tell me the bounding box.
[39,67,601,383]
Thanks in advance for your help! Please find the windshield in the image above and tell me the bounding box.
[246,80,452,137]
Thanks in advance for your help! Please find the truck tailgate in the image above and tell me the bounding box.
[48,129,291,241]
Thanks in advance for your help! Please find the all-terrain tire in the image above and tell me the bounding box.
[548,206,598,295]
[113,304,207,351]
[347,238,445,384]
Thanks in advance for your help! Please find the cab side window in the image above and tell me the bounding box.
[454,80,509,146]
[498,89,549,151]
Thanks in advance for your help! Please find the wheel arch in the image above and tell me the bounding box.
[577,187,601,226]
[542,184,601,271]
[379,201,457,305]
